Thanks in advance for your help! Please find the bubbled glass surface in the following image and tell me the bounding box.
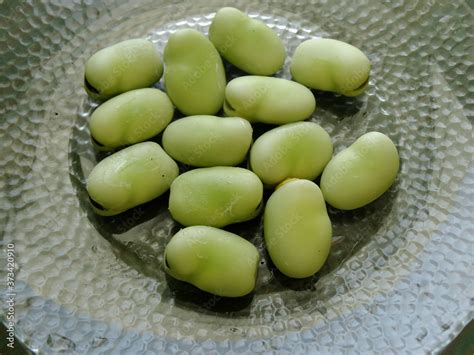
[0,0,473,353]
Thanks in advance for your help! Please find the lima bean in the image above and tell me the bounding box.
[164,29,226,115]
[164,226,260,297]
[90,88,174,150]
[84,39,163,100]
[162,115,252,167]
[169,167,263,228]
[224,76,316,124]
[209,7,285,75]
[250,122,333,186]
[320,131,399,210]
[264,179,332,278]
[291,38,370,96]
[87,142,178,216]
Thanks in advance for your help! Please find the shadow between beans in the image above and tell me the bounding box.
[264,247,320,292]
[251,122,279,140]
[165,274,254,314]
[93,132,167,162]
[320,181,400,277]
[313,90,365,119]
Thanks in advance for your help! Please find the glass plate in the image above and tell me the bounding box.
[1,0,473,353]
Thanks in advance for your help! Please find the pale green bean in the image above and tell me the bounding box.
[209,7,285,75]
[169,167,263,227]
[164,29,226,115]
[84,39,163,100]
[90,88,173,150]
[224,76,316,124]
[87,142,178,216]
[250,122,333,186]
[162,115,252,167]
[164,226,260,297]
[320,131,399,210]
[264,179,332,278]
[291,38,370,96]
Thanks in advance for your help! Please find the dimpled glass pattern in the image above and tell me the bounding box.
[0,0,473,353]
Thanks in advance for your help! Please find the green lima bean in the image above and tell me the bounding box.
[320,131,399,210]
[291,38,370,96]
[209,7,285,75]
[87,142,178,216]
[84,39,163,100]
[264,179,332,278]
[164,226,260,297]
[90,88,173,150]
[162,115,252,167]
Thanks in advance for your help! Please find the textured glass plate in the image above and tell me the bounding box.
[1,0,473,353]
